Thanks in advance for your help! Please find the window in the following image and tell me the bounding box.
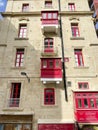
[22,4,29,12]
[18,24,27,38]
[75,92,98,109]
[71,23,80,37]
[45,1,52,7]
[68,3,75,11]
[78,82,89,89]
[42,12,58,19]
[0,124,4,130]
[0,124,31,130]
[44,38,53,52]
[9,83,21,107]
[41,59,61,69]
[15,49,24,67]
[74,49,84,67]
[44,88,55,105]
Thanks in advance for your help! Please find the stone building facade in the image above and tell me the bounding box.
[0,0,98,130]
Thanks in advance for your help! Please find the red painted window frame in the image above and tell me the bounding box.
[78,82,89,89]
[18,24,27,38]
[75,92,98,109]
[41,58,62,69]
[44,88,55,105]
[42,11,58,20]
[44,38,54,52]
[15,49,24,67]
[71,23,80,37]
[68,3,75,11]
[74,49,84,67]
[22,3,29,12]
[10,83,21,107]
[45,1,52,7]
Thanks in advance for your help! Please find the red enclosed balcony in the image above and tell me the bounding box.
[41,11,59,33]
[40,58,62,84]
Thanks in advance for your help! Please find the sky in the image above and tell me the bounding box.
[0,0,7,12]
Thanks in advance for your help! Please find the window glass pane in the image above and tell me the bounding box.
[14,124,22,130]
[23,124,31,130]
[0,124,4,130]
[43,60,47,68]
[49,60,53,68]
[46,89,53,93]
[48,13,52,19]
[78,99,82,108]
[53,13,57,19]
[42,13,47,19]
[79,55,83,66]
[96,99,98,107]
[78,83,82,89]
[84,99,88,108]
[56,60,60,68]
[90,99,94,108]
[84,83,88,89]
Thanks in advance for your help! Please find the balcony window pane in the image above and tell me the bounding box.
[78,99,82,108]
[90,99,94,108]
[84,99,88,108]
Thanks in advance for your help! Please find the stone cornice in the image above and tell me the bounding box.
[1,11,94,17]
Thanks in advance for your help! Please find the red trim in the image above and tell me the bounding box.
[38,124,75,130]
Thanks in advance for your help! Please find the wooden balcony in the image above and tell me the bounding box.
[40,68,62,84]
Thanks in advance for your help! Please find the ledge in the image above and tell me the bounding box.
[90,43,98,46]
[74,66,89,69]
[70,37,85,40]
[0,44,7,46]
[2,107,24,111]
[15,37,29,40]
[1,12,41,17]
[11,67,26,69]
[1,11,94,17]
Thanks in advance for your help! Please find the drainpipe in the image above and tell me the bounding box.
[58,0,68,101]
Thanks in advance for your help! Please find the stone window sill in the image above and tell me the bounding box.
[15,37,29,40]
[70,37,85,40]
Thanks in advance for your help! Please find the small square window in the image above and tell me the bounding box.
[78,82,89,89]
[45,1,52,7]
[22,4,29,12]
